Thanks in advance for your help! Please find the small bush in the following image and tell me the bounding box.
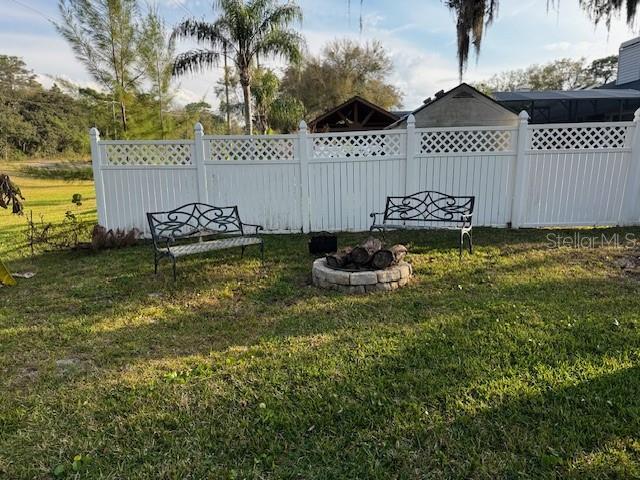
[25,211,91,254]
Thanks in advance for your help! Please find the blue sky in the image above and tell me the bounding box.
[0,0,638,109]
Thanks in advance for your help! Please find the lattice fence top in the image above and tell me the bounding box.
[208,137,295,161]
[529,125,630,150]
[312,133,403,159]
[103,142,193,166]
[418,129,514,154]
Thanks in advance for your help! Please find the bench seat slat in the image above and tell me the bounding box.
[168,237,261,257]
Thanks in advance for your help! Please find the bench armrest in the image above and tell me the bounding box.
[369,211,385,224]
[461,213,473,228]
[241,223,264,235]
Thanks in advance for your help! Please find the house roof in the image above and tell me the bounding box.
[387,82,515,128]
[493,89,640,102]
[308,95,399,131]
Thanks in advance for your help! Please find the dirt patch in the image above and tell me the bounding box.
[611,252,640,275]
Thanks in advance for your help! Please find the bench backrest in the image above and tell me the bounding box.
[147,203,243,240]
[383,191,475,224]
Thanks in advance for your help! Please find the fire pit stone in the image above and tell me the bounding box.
[312,258,413,294]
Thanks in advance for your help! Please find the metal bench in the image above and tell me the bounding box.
[147,202,264,280]
[370,190,475,257]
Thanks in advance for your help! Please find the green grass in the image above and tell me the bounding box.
[0,160,96,261]
[1,166,640,478]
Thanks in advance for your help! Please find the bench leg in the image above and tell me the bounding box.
[153,253,158,275]
[172,257,177,282]
[459,230,473,258]
[241,246,246,258]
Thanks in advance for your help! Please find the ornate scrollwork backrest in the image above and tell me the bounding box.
[384,191,475,224]
[147,203,243,240]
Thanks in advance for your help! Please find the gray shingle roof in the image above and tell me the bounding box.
[493,89,640,101]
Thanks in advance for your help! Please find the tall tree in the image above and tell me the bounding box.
[281,39,402,119]
[475,58,589,92]
[172,0,304,134]
[138,7,175,139]
[587,55,618,84]
[0,56,38,92]
[475,55,621,93]
[56,0,141,134]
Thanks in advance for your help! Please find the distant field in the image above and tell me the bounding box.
[0,159,96,261]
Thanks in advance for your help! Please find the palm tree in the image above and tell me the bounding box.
[172,0,304,134]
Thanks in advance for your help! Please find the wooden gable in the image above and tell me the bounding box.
[308,96,400,132]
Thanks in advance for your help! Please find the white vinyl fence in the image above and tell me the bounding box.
[90,111,640,235]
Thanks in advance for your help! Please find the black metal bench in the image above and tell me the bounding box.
[370,190,475,257]
[147,202,264,280]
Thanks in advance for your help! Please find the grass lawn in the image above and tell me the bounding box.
[1,164,640,478]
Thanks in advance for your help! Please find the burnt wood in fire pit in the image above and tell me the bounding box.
[371,244,407,269]
[350,238,383,265]
[325,237,407,271]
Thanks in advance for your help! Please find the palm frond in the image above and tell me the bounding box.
[255,29,304,64]
[172,49,221,76]
[171,18,230,49]
[254,1,303,36]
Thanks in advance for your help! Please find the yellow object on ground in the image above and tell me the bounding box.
[0,259,16,286]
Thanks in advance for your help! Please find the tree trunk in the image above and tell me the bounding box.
[223,44,231,134]
[240,74,253,135]
[350,237,383,266]
[326,247,352,269]
[119,100,127,133]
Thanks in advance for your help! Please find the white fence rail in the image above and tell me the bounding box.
[90,111,640,235]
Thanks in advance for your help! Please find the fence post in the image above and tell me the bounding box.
[622,108,640,225]
[193,122,208,203]
[298,120,311,233]
[89,127,108,227]
[404,114,418,195]
[510,111,530,229]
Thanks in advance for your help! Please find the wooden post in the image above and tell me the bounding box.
[193,122,208,203]
[89,127,108,227]
[510,110,530,229]
[622,108,640,225]
[298,120,311,233]
[404,114,418,195]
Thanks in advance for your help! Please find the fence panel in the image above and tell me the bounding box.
[522,123,634,227]
[98,140,197,234]
[204,135,301,232]
[308,130,406,231]
[414,127,517,227]
[92,118,640,235]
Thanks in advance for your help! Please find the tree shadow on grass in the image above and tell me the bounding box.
[2,229,640,477]
[3,229,639,380]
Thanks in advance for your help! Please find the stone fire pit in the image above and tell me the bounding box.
[312,258,413,294]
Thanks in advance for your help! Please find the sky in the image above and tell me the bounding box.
[0,0,638,110]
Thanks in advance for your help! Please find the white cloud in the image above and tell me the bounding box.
[544,42,572,52]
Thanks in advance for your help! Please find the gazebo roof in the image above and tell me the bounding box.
[308,96,400,132]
